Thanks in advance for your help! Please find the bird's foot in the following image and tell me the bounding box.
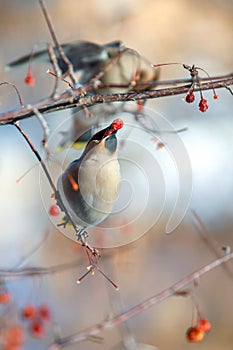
[75,227,88,243]
[57,215,70,228]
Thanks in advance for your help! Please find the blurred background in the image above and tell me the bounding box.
[0,0,233,349]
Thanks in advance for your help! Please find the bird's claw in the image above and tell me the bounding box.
[75,227,88,242]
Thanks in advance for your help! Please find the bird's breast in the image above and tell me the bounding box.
[79,157,120,208]
[57,151,121,227]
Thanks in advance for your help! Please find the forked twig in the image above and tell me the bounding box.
[191,209,233,278]
[76,248,119,290]
[39,0,77,86]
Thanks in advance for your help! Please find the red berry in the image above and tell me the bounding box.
[21,304,36,319]
[186,326,205,342]
[3,344,22,350]
[30,320,45,339]
[37,304,51,321]
[25,75,35,86]
[0,292,12,304]
[199,97,208,112]
[213,93,218,100]
[6,325,25,346]
[185,91,195,103]
[103,119,124,138]
[24,67,35,86]
[111,119,124,131]
[49,204,60,216]
[197,318,211,333]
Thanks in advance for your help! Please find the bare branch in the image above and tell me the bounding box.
[0,81,24,108]
[48,253,233,347]
[47,43,62,97]
[191,209,233,278]
[39,0,77,85]
[0,259,81,277]
[0,73,232,125]
[14,121,57,194]
[32,107,50,156]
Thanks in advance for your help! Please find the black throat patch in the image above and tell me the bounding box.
[105,134,117,153]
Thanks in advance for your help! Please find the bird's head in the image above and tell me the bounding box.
[82,118,124,157]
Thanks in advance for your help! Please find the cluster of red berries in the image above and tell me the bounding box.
[103,118,124,138]
[186,318,211,343]
[0,289,25,350]
[21,303,51,339]
[185,90,218,113]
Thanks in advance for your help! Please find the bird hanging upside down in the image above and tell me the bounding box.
[56,119,124,234]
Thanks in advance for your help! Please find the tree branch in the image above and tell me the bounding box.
[0,73,232,125]
[0,259,81,277]
[48,252,233,347]
[39,0,77,85]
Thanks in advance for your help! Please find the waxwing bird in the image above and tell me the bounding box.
[6,41,109,84]
[57,119,124,230]
[6,40,160,92]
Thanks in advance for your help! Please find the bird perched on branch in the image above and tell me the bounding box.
[6,40,160,93]
[56,118,124,231]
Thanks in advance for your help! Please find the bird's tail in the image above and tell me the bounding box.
[5,49,50,71]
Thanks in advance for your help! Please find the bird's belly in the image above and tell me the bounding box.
[58,158,121,228]
[79,158,120,222]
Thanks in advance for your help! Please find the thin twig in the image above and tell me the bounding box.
[39,0,77,85]
[0,259,81,277]
[48,252,233,347]
[33,107,50,156]
[0,81,24,108]
[1,73,232,125]
[225,85,233,95]
[47,43,62,97]
[92,47,125,82]
[16,162,39,183]
[191,209,233,278]
[14,121,56,194]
